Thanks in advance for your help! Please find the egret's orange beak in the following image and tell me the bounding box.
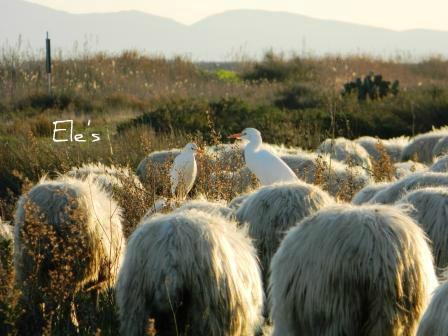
[196,148,204,155]
[227,133,242,139]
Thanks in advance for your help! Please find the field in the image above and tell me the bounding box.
[1,48,448,334]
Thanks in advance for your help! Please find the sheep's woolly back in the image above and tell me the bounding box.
[281,153,372,197]
[67,162,120,179]
[430,155,448,173]
[351,182,390,205]
[417,281,448,336]
[270,204,438,336]
[207,143,245,167]
[67,163,146,239]
[67,162,143,196]
[263,143,305,156]
[236,182,334,285]
[433,136,448,158]
[317,137,372,169]
[136,149,181,186]
[369,172,448,204]
[397,187,448,276]
[401,127,448,164]
[384,136,411,162]
[355,136,409,163]
[394,161,427,179]
[354,136,383,160]
[173,198,234,219]
[209,167,257,195]
[116,210,263,336]
[228,193,251,210]
[14,177,125,297]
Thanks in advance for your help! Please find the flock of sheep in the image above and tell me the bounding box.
[3,125,448,335]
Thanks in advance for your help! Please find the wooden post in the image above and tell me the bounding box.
[46,32,52,95]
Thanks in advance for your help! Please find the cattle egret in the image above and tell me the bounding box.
[170,142,199,199]
[228,128,299,185]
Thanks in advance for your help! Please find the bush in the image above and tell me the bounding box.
[215,69,240,83]
[117,97,306,143]
[104,93,148,111]
[275,83,323,110]
[13,92,98,112]
[242,52,314,82]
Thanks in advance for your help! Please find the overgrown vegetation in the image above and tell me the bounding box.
[0,49,447,207]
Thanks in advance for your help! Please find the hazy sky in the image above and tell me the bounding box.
[26,0,448,31]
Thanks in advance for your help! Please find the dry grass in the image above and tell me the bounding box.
[371,142,396,183]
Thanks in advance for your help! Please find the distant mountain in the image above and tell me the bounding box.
[2,0,448,60]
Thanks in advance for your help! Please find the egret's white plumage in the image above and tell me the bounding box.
[169,142,199,200]
[228,128,299,186]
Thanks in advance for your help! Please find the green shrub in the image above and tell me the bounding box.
[215,69,240,83]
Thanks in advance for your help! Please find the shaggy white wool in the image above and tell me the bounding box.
[401,127,448,164]
[351,182,391,205]
[369,172,448,204]
[236,182,334,289]
[116,209,264,336]
[270,204,438,336]
[397,187,448,277]
[417,281,448,336]
[317,137,372,170]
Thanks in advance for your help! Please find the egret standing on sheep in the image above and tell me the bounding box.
[169,142,199,200]
[228,128,298,185]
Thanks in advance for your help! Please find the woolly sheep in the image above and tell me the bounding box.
[384,136,411,162]
[281,152,372,198]
[263,143,305,157]
[270,204,438,336]
[235,182,334,288]
[317,137,372,170]
[116,209,263,336]
[401,127,448,164]
[355,136,409,162]
[417,281,448,336]
[351,182,391,205]
[14,177,125,334]
[397,187,448,277]
[354,136,385,161]
[228,193,251,211]
[67,162,143,196]
[173,198,234,219]
[394,161,427,179]
[208,167,257,195]
[207,143,245,168]
[68,163,146,238]
[430,154,448,173]
[369,172,448,204]
[433,135,448,158]
[142,197,235,231]
[136,148,181,192]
